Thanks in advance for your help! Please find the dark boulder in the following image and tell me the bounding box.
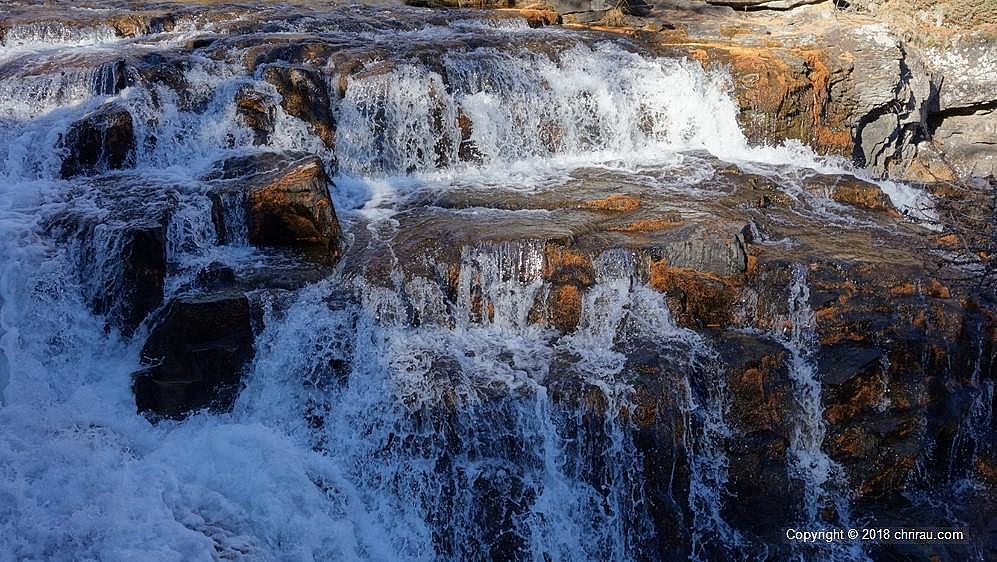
[60,103,136,178]
[714,333,800,548]
[133,292,255,419]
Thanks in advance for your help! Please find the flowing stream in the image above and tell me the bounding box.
[0,5,982,561]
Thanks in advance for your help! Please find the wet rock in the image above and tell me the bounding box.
[261,64,335,147]
[624,343,696,559]
[455,111,482,162]
[803,174,899,216]
[681,44,854,158]
[716,333,799,547]
[579,193,642,212]
[133,292,254,418]
[133,52,191,107]
[207,153,342,264]
[42,180,174,336]
[59,102,136,178]
[108,12,177,37]
[649,260,737,328]
[195,262,237,291]
[243,41,339,74]
[405,0,515,7]
[92,59,129,96]
[516,8,561,27]
[234,86,276,145]
[538,245,595,332]
[706,0,824,8]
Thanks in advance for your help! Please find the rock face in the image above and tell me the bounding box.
[3,1,990,557]
[59,102,136,178]
[713,333,798,546]
[554,0,997,181]
[133,292,255,418]
[102,221,168,334]
[261,64,335,147]
[207,153,343,264]
[42,179,174,336]
[234,86,276,145]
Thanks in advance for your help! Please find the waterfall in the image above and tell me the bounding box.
[778,265,866,562]
[0,4,980,560]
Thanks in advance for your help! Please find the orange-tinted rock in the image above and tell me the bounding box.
[539,245,594,332]
[608,217,685,232]
[510,8,561,27]
[579,194,641,212]
[675,43,852,157]
[649,260,737,328]
[108,12,176,37]
[549,284,583,332]
[803,175,900,216]
[246,158,341,261]
[208,154,342,264]
[456,111,482,162]
[234,86,275,146]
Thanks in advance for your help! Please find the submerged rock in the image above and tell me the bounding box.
[59,102,136,178]
[133,292,255,419]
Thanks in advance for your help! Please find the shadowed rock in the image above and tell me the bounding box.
[60,103,135,178]
[133,292,254,419]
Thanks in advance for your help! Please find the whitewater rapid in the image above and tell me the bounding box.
[0,7,936,561]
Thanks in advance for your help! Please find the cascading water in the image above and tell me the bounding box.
[0,4,986,561]
[777,265,865,562]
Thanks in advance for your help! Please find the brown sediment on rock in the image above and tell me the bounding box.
[649,259,740,328]
[578,194,642,212]
[608,217,685,232]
